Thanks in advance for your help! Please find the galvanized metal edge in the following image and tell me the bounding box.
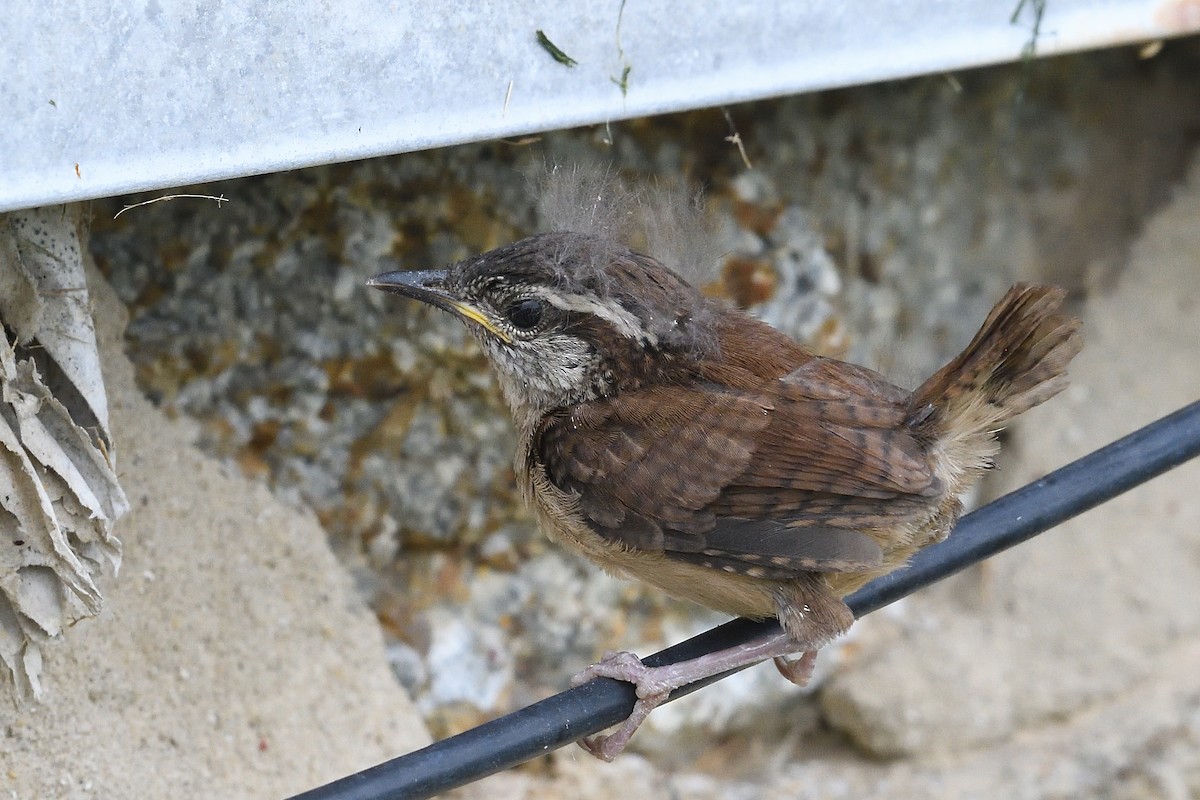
[2,0,1197,212]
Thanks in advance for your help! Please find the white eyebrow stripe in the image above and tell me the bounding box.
[531,288,657,345]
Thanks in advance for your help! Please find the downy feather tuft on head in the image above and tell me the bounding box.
[531,162,723,292]
[525,162,724,357]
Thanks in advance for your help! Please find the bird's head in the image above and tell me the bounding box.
[368,232,719,419]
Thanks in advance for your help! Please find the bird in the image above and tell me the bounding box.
[368,222,1082,761]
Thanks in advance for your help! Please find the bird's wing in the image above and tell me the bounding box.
[537,370,941,578]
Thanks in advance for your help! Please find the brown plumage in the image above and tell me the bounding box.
[368,228,1082,761]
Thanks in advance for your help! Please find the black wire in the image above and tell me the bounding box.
[290,399,1200,800]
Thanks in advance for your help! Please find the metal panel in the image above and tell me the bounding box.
[2,0,1197,212]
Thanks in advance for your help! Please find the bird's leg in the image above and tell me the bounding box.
[570,628,814,761]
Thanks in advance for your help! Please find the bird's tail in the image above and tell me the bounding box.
[910,284,1083,447]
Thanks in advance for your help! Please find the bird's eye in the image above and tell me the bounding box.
[505,298,544,330]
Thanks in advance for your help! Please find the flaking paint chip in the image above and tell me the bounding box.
[0,206,128,699]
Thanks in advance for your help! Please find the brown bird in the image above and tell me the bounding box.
[368,229,1081,761]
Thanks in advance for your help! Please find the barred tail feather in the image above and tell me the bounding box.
[912,284,1083,438]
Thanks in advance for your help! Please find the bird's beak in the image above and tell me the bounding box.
[367,270,513,344]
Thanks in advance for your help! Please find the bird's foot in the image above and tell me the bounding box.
[570,651,673,762]
[569,631,815,760]
[773,649,817,686]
